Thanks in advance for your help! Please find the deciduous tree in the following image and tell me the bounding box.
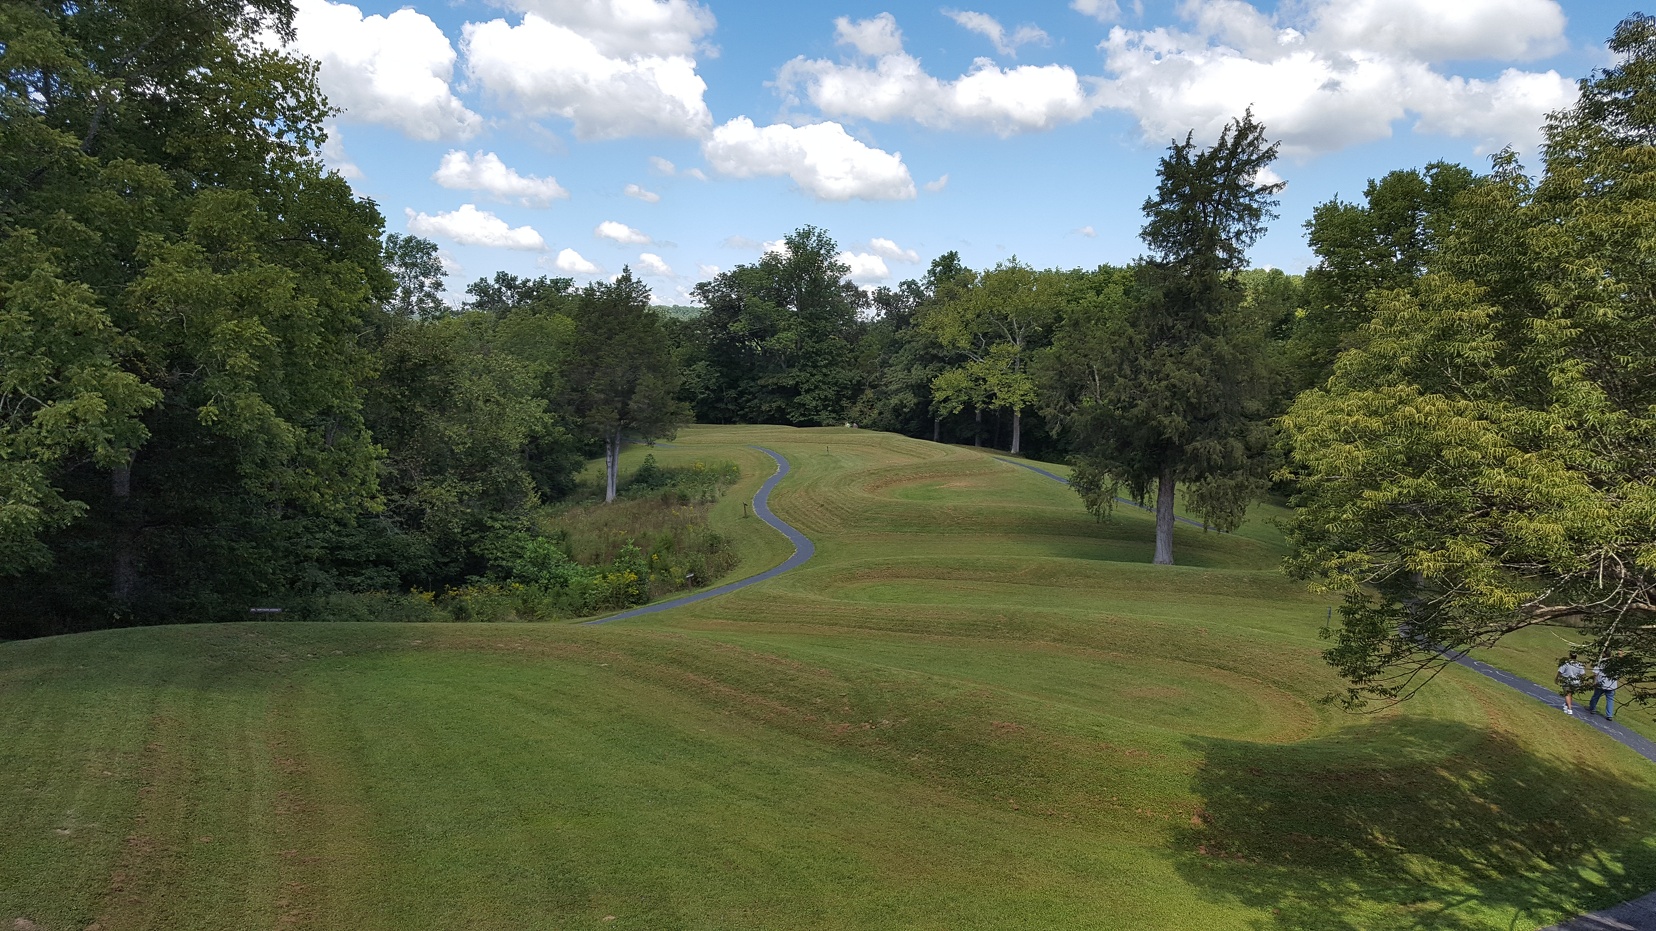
[1285,15,1656,707]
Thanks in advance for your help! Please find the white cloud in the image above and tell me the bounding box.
[1094,0,1576,157]
[835,13,904,57]
[405,204,546,250]
[684,167,709,181]
[697,263,721,276]
[1071,0,1121,23]
[1075,225,1097,237]
[924,173,949,193]
[720,235,760,249]
[624,183,662,203]
[779,21,1100,137]
[762,239,789,256]
[637,252,674,276]
[287,0,480,140]
[321,125,362,179]
[596,220,653,244]
[432,151,568,207]
[869,238,919,263]
[552,247,601,274]
[1312,0,1565,62]
[945,10,1049,57]
[462,14,711,140]
[703,117,916,201]
[650,156,678,174]
[491,0,715,57]
[837,251,892,285]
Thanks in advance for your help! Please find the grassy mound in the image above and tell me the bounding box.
[4,425,1655,931]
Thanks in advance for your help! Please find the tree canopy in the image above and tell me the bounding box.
[1284,13,1656,707]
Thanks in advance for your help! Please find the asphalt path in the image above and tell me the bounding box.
[582,446,813,625]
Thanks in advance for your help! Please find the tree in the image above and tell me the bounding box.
[1289,163,1478,390]
[462,271,573,317]
[1048,112,1283,565]
[923,260,1055,454]
[1,0,390,631]
[684,227,866,425]
[383,234,450,319]
[365,312,559,588]
[1284,15,1656,708]
[562,270,687,502]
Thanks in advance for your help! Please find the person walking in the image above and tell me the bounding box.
[1589,656,1620,721]
[1556,653,1587,715]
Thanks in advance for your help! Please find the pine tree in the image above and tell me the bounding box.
[1055,111,1283,565]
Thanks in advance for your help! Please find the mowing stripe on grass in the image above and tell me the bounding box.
[584,446,814,625]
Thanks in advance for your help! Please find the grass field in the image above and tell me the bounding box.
[5,425,1656,931]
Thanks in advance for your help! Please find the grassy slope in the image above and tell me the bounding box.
[4,425,1656,931]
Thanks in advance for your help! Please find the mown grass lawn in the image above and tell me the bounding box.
[5,425,1655,931]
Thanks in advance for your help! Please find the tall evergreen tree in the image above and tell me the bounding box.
[1053,111,1283,565]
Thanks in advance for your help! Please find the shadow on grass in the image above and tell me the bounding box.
[1177,717,1656,930]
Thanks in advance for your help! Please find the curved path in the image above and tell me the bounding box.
[589,444,1655,928]
[583,446,814,625]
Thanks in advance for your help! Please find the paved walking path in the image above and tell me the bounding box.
[583,446,813,625]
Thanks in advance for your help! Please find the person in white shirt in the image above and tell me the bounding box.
[1556,653,1587,716]
[1588,656,1620,721]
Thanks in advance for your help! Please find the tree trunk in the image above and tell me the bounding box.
[993,408,1001,450]
[1154,462,1176,566]
[932,416,940,443]
[1011,410,1022,455]
[974,407,982,447]
[605,430,620,502]
[112,455,138,601]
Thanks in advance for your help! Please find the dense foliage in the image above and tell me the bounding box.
[1284,13,1656,708]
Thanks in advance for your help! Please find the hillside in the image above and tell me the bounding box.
[4,425,1654,931]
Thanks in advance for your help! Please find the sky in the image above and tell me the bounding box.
[279,0,1629,305]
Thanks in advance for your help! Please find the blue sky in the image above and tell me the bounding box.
[283,0,1628,304]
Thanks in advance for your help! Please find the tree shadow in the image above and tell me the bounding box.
[1176,717,1656,930]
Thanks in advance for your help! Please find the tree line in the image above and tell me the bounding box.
[4,0,1652,711]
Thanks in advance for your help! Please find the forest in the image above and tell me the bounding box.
[3,0,1653,707]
